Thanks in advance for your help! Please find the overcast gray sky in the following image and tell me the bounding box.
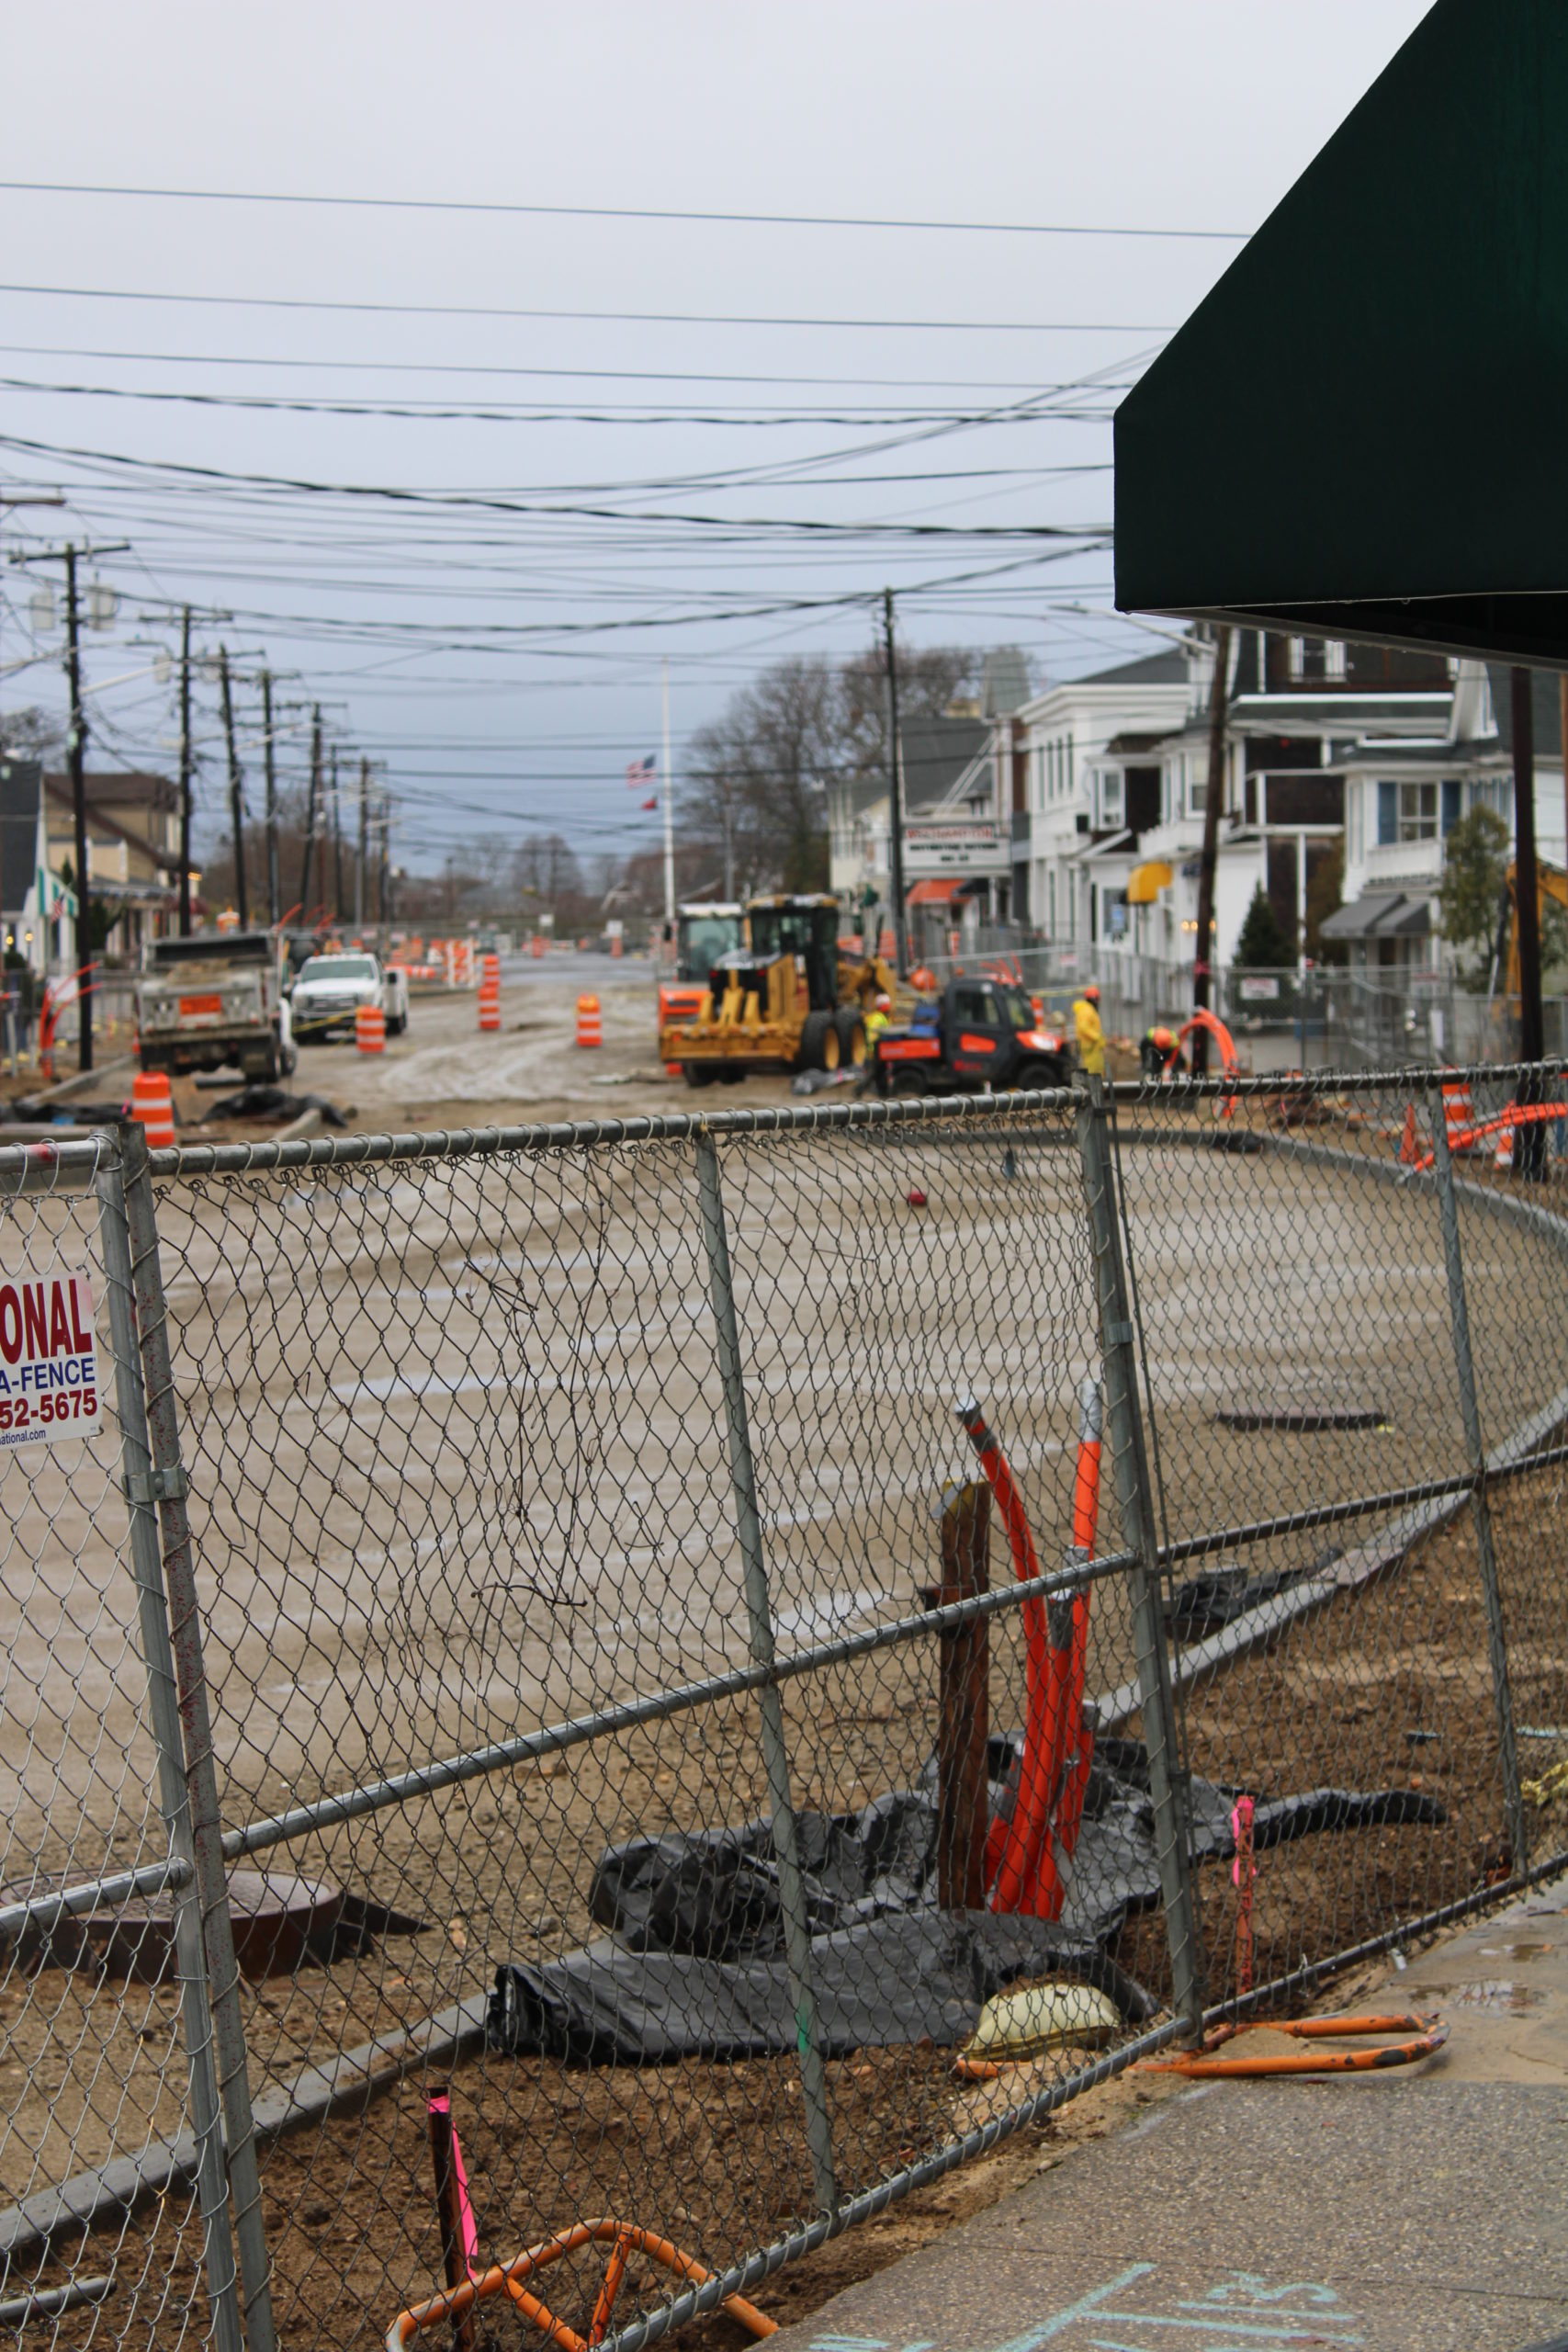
[0,1,1432,879]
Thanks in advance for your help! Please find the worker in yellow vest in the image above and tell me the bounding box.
[856,992,894,1095]
[1072,982,1106,1078]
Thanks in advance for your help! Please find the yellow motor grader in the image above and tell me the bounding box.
[660,892,898,1086]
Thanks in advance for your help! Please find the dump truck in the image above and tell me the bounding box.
[136,930,297,1081]
[657,901,745,1035]
[661,892,893,1085]
[873,972,1070,1096]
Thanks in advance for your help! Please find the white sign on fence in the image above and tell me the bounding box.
[0,1273,100,1446]
[1238,975,1281,1001]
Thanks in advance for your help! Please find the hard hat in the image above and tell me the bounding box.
[875,993,892,1012]
[1082,983,1100,1002]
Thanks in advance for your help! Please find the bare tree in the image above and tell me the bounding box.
[685,658,841,893]
[838,639,978,785]
[0,706,67,763]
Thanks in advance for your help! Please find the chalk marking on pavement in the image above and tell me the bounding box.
[986,2266,1155,2352]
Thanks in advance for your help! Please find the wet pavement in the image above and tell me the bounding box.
[771,1874,1568,2352]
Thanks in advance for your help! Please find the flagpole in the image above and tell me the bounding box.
[661,655,676,928]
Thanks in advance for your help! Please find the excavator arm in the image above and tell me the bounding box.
[1500,859,1568,997]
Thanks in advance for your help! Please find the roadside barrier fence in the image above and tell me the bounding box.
[0,1062,1565,2352]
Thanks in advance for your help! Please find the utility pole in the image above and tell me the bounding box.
[299,707,321,921]
[331,747,344,922]
[261,668,279,929]
[378,795,392,924]
[661,657,676,930]
[1511,666,1545,1175]
[884,588,908,978]
[218,647,248,930]
[1191,623,1232,1076]
[63,545,93,1071]
[356,757,368,933]
[177,607,194,935]
[722,777,736,901]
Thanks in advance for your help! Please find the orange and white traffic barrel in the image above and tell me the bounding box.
[478,961,501,1032]
[130,1069,175,1148]
[576,994,602,1048]
[356,1002,386,1054]
[1443,1077,1473,1151]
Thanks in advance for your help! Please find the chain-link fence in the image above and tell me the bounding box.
[2,1065,1567,2352]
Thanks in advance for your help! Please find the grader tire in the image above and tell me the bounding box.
[682,1062,718,1089]
[835,1009,868,1069]
[799,1011,840,1072]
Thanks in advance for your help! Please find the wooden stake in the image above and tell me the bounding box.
[934,1480,990,1910]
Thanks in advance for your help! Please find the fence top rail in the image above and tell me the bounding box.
[0,1057,1562,1193]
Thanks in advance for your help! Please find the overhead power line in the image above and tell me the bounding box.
[0,282,1173,334]
[0,431,1112,537]
[0,177,1249,241]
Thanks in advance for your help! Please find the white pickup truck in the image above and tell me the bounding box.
[137,931,297,1082]
[288,952,411,1045]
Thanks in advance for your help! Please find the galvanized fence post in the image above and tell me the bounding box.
[113,1122,277,2352]
[694,1129,840,2220]
[94,1136,247,2352]
[1075,1082,1204,2036]
[1428,1101,1529,1875]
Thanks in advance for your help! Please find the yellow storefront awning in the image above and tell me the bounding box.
[1126,861,1173,906]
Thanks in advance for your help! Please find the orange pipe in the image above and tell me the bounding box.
[957,1396,1067,1918]
[387,2218,776,2352]
[1143,2013,1449,2078]
[1415,1102,1568,1170]
[1052,1379,1102,1871]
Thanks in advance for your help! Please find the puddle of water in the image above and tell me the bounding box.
[1478,1942,1553,1962]
[1416,1978,1543,2011]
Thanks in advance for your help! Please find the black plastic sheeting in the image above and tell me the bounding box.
[488,1739,1445,2065]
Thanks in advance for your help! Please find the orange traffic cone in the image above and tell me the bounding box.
[576,995,602,1048]
[1398,1103,1417,1165]
[355,1003,386,1055]
[1495,1119,1514,1170]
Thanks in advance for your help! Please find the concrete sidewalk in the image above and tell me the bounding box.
[773,1877,1568,2352]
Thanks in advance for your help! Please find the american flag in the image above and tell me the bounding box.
[626,754,657,791]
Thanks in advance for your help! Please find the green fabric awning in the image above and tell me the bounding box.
[1114,0,1568,667]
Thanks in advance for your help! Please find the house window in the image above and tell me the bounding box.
[1398,781,1438,841]
[1047,868,1056,938]
[1325,640,1347,680]
[1100,770,1122,827]
[1441,779,1461,836]
[1377,781,1398,845]
[1347,777,1364,866]
[1190,763,1207,815]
